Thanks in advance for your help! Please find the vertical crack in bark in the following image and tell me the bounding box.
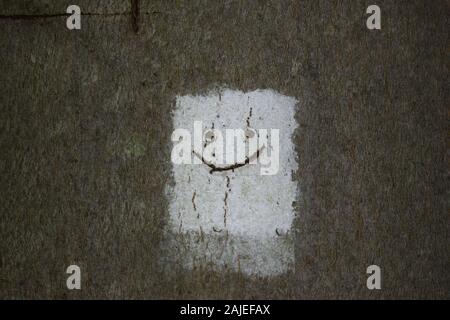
[131,0,140,33]
[199,225,204,243]
[192,191,197,216]
[195,225,205,244]
[223,191,228,227]
[246,105,253,127]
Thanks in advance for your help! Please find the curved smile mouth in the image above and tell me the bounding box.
[192,145,265,174]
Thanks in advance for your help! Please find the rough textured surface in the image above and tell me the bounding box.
[0,1,448,299]
[167,89,298,277]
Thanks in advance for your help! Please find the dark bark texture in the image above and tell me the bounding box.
[0,0,448,298]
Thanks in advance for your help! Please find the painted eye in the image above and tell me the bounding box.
[205,130,215,142]
[245,129,255,139]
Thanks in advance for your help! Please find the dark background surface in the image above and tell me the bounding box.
[0,0,448,299]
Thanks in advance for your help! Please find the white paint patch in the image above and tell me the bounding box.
[166,89,298,277]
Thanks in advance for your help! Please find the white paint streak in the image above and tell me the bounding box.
[166,89,298,276]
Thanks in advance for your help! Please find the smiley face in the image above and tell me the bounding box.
[166,88,298,276]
